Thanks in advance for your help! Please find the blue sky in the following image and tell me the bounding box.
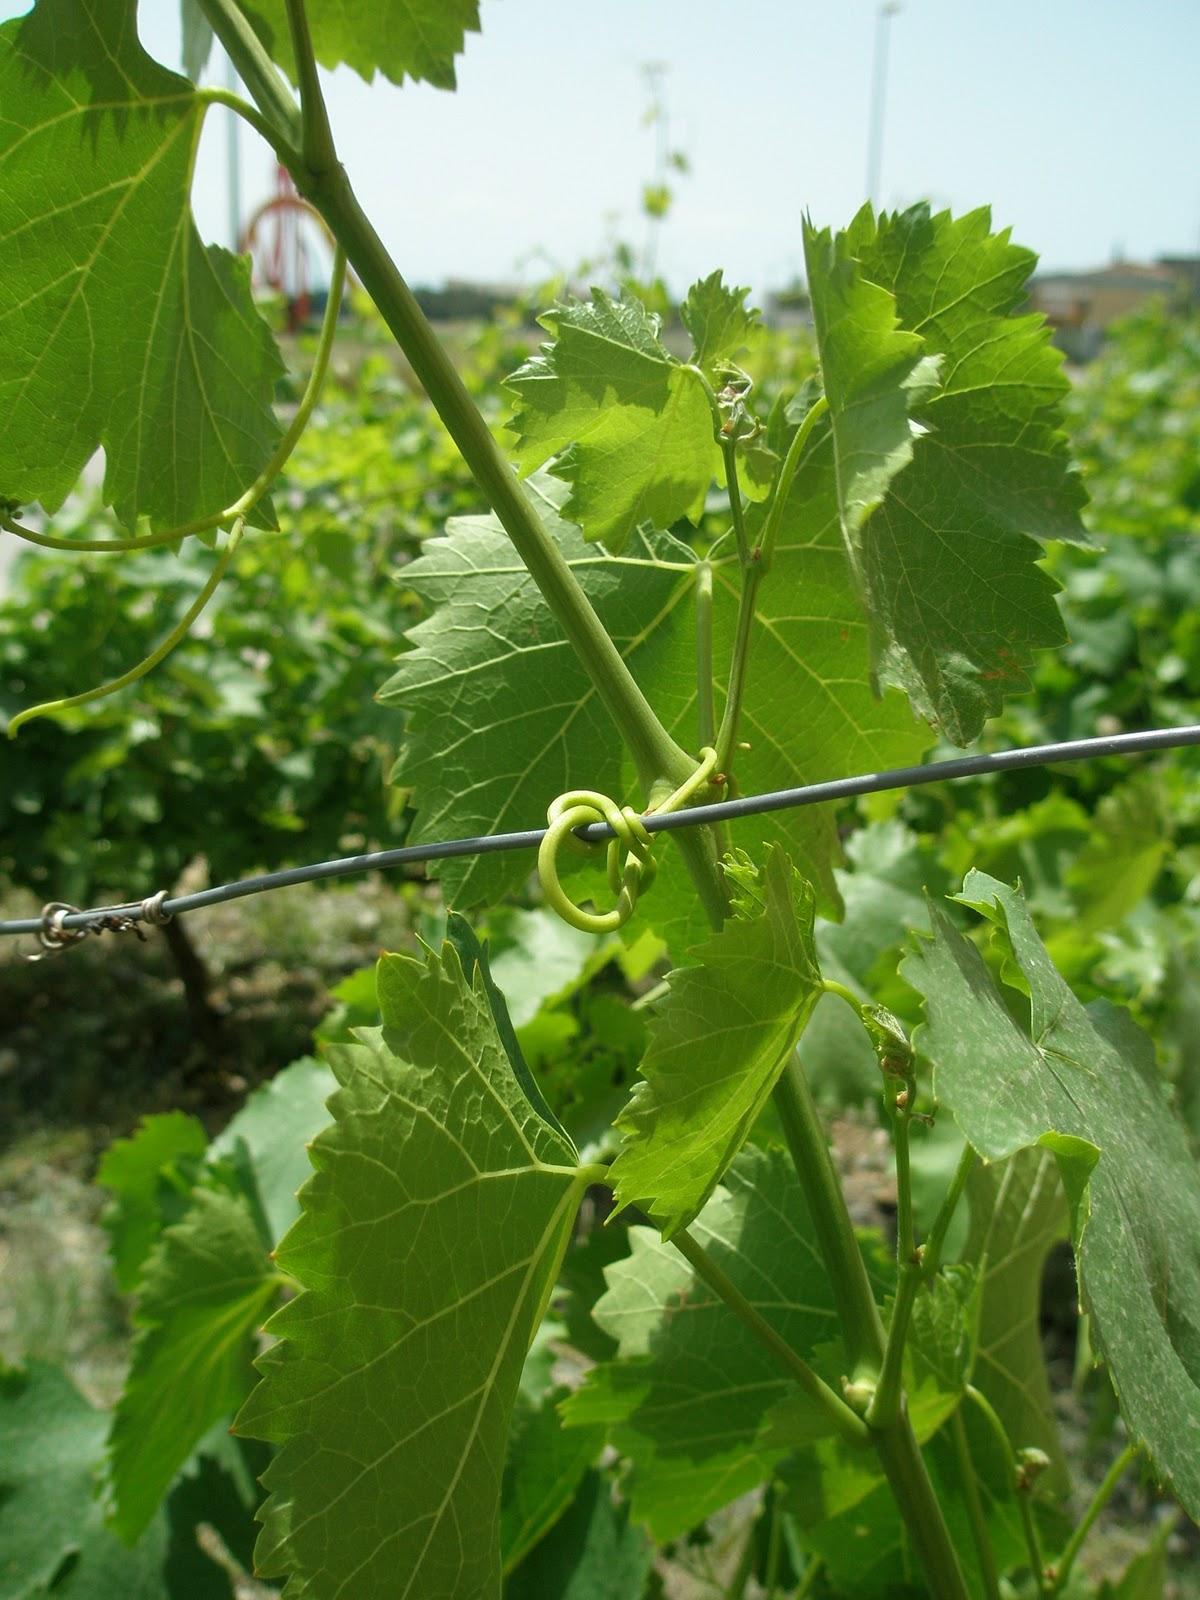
[9,2,1200,301]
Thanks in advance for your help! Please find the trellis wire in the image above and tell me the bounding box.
[3,722,1199,943]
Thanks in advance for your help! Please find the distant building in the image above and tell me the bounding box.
[1028,256,1198,361]
[765,281,812,331]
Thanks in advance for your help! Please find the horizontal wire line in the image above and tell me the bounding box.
[4,723,1200,941]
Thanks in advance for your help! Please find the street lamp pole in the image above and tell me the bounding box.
[866,2,901,210]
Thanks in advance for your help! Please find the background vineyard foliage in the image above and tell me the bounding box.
[4,282,1200,1597]
[0,341,476,910]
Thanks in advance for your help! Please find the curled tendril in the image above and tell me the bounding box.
[539,747,719,933]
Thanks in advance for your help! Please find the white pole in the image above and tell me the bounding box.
[866,3,901,210]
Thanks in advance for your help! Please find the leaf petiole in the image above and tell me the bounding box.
[711,396,828,778]
[200,87,297,163]
[695,560,716,750]
[820,978,868,1017]
[921,1142,976,1281]
[866,1054,920,1431]
[756,393,828,574]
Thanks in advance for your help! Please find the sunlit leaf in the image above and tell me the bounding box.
[507,291,716,552]
[0,0,283,529]
[608,846,822,1235]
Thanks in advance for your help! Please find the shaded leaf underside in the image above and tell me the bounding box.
[239,0,481,88]
[905,873,1200,1518]
[806,204,1088,744]
[563,1147,842,1540]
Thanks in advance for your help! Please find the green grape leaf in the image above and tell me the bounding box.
[963,1146,1071,1497]
[234,944,590,1600]
[506,290,717,551]
[808,204,1088,744]
[383,440,932,951]
[208,1055,338,1247]
[607,846,822,1236]
[95,1111,208,1294]
[0,1363,247,1600]
[501,1386,605,1574]
[903,872,1200,1519]
[0,0,284,530]
[239,0,480,89]
[803,214,939,585]
[680,270,760,384]
[379,472,697,913]
[105,1186,280,1543]
[503,1468,654,1600]
[480,905,617,1029]
[562,1148,844,1540]
[905,1263,981,1408]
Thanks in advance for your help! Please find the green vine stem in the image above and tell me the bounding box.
[283,0,337,172]
[866,1095,918,1431]
[721,434,752,571]
[223,4,697,805]
[772,1053,971,1600]
[948,1406,1002,1600]
[7,519,245,737]
[669,1226,870,1449]
[2,244,347,556]
[772,1054,885,1381]
[202,0,731,933]
[1046,1441,1141,1598]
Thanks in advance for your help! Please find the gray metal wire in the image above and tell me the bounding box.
[4,723,1199,942]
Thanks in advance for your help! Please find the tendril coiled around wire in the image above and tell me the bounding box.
[538,748,719,933]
